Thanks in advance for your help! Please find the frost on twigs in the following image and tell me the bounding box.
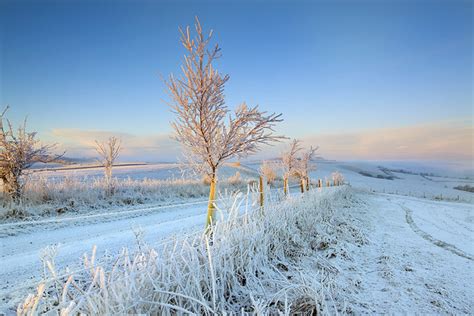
[260,160,278,185]
[281,139,303,181]
[280,139,319,190]
[0,106,63,202]
[165,17,284,227]
[332,171,345,186]
[296,145,319,190]
[165,17,284,180]
[94,136,122,196]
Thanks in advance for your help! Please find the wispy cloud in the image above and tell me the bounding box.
[50,129,180,161]
[48,119,473,163]
[300,119,473,161]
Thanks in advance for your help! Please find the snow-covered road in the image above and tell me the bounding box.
[0,200,209,312]
[340,192,474,313]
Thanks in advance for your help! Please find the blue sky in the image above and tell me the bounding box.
[0,0,472,162]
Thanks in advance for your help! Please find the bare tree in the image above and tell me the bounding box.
[165,18,284,228]
[296,146,319,191]
[260,160,277,185]
[95,136,121,195]
[0,107,62,202]
[281,139,302,194]
[332,171,344,186]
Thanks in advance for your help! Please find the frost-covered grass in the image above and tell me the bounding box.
[0,163,263,220]
[0,174,249,220]
[17,186,363,315]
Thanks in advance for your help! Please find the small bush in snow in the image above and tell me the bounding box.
[227,171,242,185]
[260,161,278,185]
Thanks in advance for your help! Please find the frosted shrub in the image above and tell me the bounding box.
[260,161,278,185]
[18,186,364,315]
[227,171,242,185]
[331,171,344,186]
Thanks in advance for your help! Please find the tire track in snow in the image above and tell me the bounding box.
[399,203,473,261]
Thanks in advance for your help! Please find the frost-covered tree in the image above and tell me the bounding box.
[165,18,283,228]
[281,139,302,194]
[332,171,344,186]
[260,161,278,185]
[0,107,62,202]
[296,146,318,191]
[95,136,121,195]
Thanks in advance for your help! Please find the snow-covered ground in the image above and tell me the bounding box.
[245,160,473,202]
[28,162,183,182]
[336,192,473,313]
[27,162,257,183]
[311,160,473,202]
[1,160,473,314]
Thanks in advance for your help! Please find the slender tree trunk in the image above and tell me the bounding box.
[105,164,114,196]
[259,175,264,210]
[205,172,217,229]
[283,177,288,196]
[300,178,305,193]
[306,176,310,191]
[105,166,112,182]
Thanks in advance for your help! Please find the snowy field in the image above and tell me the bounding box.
[1,160,473,314]
[27,162,257,182]
[0,163,261,219]
[250,160,473,202]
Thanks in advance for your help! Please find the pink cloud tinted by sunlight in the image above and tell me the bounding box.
[301,120,473,162]
[49,119,473,165]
